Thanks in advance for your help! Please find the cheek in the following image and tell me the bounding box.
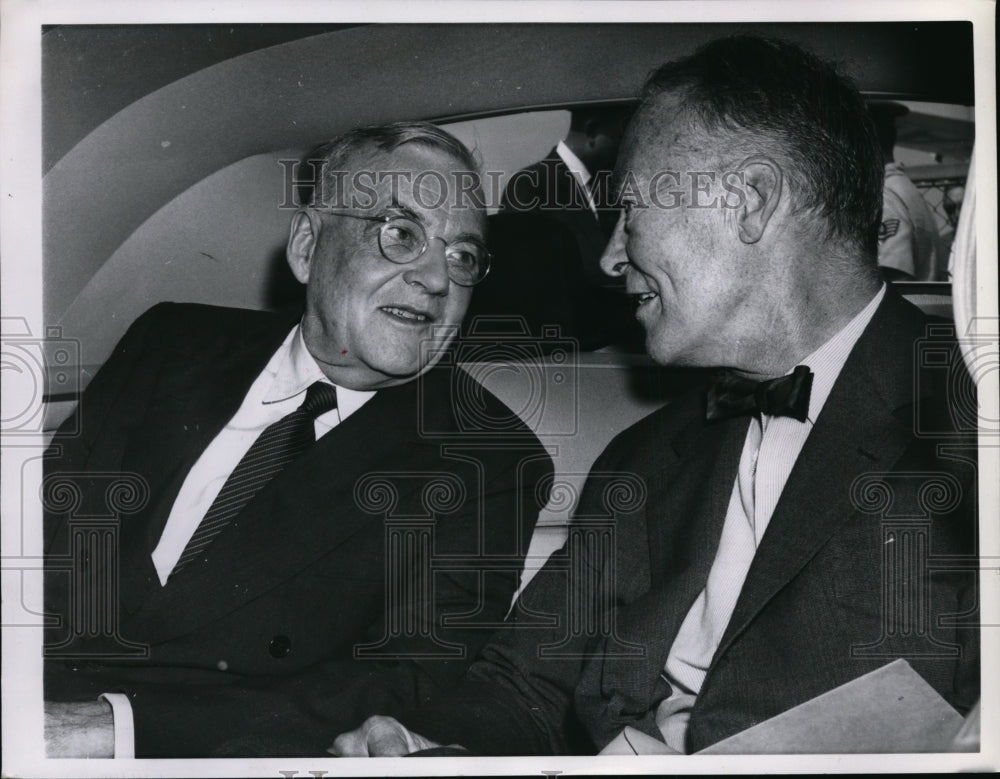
[311,275,353,330]
[625,229,645,260]
[308,263,383,343]
[628,215,676,275]
[341,265,404,319]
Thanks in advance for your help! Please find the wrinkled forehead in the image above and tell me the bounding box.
[336,143,486,222]
[616,94,719,182]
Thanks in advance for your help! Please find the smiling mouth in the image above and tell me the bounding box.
[632,291,659,308]
[380,305,434,324]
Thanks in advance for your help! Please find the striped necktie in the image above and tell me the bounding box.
[172,381,339,575]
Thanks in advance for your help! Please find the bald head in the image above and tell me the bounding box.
[639,35,884,266]
[599,36,886,377]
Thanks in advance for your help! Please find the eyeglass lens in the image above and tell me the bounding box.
[378,217,488,285]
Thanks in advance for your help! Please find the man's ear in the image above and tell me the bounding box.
[286,210,320,284]
[735,157,782,244]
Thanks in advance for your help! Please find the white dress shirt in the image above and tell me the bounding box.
[104,323,375,756]
[656,285,887,752]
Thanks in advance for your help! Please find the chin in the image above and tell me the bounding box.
[366,346,428,380]
[645,334,685,368]
[643,330,668,364]
[366,334,453,381]
[371,359,422,380]
[645,347,671,367]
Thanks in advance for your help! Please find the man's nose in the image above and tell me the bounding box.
[599,213,629,278]
[403,239,451,295]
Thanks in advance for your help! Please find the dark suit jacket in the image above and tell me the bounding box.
[500,148,610,283]
[412,291,980,754]
[43,303,553,757]
[483,151,640,351]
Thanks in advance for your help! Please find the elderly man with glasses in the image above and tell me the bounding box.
[42,122,553,758]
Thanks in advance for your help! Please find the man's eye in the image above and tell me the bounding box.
[446,247,479,269]
[383,220,422,247]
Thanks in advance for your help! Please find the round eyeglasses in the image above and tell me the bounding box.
[316,209,491,287]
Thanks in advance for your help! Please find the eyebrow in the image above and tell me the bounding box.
[384,201,421,222]
[385,201,486,244]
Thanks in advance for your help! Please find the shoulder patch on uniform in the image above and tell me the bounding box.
[879,219,900,241]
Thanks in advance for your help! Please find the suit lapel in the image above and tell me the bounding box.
[117,310,299,613]
[713,292,921,661]
[611,396,748,705]
[122,377,435,643]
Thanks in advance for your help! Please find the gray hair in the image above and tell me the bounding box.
[300,121,482,208]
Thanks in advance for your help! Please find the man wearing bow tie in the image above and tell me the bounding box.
[335,36,979,756]
[42,122,553,757]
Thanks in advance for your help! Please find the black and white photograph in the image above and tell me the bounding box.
[1,1,996,775]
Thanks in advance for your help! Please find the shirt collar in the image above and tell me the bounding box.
[263,325,376,422]
[793,284,887,424]
[556,140,592,186]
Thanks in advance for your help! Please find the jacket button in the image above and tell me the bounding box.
[268,635,291,659]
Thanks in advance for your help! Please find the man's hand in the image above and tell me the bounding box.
[44,700,115,758]
[329,715,442,756]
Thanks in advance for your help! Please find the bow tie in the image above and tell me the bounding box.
[705,365,813,422]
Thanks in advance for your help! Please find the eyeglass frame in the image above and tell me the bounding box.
[312,207,491,287]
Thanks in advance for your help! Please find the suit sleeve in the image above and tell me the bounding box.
[44,305,164,492]
[43,304,168,616]
[99,439,555,757]
[392,438,641,756]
